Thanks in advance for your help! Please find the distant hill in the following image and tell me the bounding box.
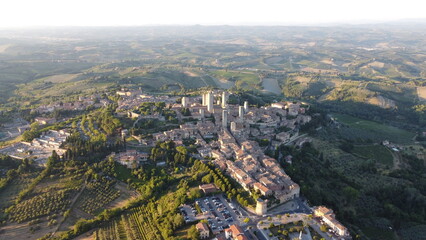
[0,25,426,128]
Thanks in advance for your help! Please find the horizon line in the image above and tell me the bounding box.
[1,18,426,29]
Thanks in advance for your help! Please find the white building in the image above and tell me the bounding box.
[222,91,228,108]
[244,101,249,112]
[181,97,188,108]
[207,92,214,112]
[239,106,244,120]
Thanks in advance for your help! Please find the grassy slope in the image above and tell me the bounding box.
[361,226,398,240]
[352,145,393,166]
[332,113,415,144]
[0,61,95,103]
[303,137,419,240]
[211,70,260,90]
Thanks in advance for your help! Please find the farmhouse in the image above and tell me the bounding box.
[115,150,149,169]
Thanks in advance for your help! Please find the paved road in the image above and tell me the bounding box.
[255,230,268,240]
[284,133,308,146]
[256,222,272,240]
[268,197,312,215]
[241,197,314,240]
[308,219,334,240]
[246,228,262,240]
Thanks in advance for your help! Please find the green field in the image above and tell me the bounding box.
[352,145,393,166]
[113,162,145,188]
[137,70,209,89]
[0,61,94,103]
[211,70,260,89]
[11,66,213,107]
[16,76,114,100]
[332,113,415,144]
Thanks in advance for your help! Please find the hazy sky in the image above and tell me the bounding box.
[1,0,425,27]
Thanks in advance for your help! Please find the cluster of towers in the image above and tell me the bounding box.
[200,91,249,129]
[201,92,215,112]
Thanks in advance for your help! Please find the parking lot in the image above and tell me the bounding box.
[179,194,244,234]
[179,203,200,223]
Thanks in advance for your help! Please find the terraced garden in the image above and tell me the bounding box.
[332,113,415,144]
[94,206,162,240]
[76,178,120,215]
[7,188,75,223]
[352,145,394,166]
[0,173,38,210]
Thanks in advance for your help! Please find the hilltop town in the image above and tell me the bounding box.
[1,24,426,240]
[0,87,352,240]
[108,89,351,240]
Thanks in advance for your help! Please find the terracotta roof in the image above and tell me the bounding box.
[199,184,218,193]
[196,222,209,232]
[236,235,249,240]
[254,182,271,195]
[230,224,244,236]
[323,214,346,230]
[315,206,333,216]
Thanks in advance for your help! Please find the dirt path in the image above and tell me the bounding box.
[390,150,402,170]
[52,179,87,237]
[104,181,139,209]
